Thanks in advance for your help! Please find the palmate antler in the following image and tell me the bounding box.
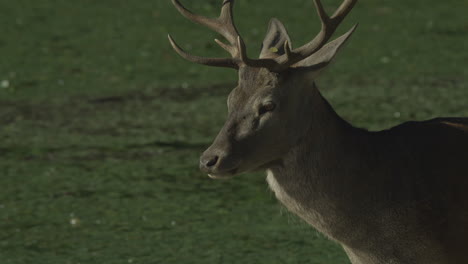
[168,0,357,72]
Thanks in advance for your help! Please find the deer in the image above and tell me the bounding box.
[168,0,468,263]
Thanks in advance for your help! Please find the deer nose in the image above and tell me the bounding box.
[200,155,219,171]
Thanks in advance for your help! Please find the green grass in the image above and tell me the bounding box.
[0,0,467,263]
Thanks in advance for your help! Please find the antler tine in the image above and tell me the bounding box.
[313,0,330,24]
[331,0,358,23]
[171,0,219,34]
[276,0,357,69]
[284,40,292,60]
[171,0,240,56]
[168,35,238,69]
[217,0,240,45]
[236,36,281,69]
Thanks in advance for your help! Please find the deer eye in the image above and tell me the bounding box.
[258,102,276,115]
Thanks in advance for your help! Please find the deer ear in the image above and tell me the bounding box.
[292,24,358,72]
[260,18,292,59]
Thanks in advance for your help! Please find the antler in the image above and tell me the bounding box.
[275,0,358,68]
[168,0,357,71]
[168,0,240,68]
[168,0,280,69]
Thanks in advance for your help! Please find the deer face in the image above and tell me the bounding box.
[168,0,358,178]
[200,67,300,178]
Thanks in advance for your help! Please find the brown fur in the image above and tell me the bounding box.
[202,66,468,263]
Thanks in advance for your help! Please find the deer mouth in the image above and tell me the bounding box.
[207,168,239,180]
[207,159,280,179]
[208,174,233,180]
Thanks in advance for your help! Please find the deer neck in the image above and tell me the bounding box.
[266,83,371,240]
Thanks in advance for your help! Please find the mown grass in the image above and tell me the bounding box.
[0,0,467,263]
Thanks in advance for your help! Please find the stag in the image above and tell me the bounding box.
[168,0,468,263]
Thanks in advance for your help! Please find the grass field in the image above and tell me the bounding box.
[0,0,467,263]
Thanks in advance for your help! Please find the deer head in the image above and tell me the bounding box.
[169,0,358,179]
